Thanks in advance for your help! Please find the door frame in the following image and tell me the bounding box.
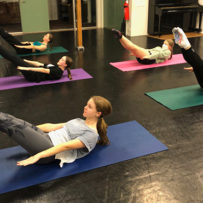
[96,0,104,28]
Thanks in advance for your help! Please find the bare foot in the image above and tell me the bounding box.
[184,67,193,72]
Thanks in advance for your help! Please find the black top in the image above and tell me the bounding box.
[20,64,64,82]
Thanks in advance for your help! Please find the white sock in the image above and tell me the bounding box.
[176,27,191,49]
[172,27,180,44]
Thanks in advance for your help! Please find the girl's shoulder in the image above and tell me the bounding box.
[66,118,98,134]
[65,118,84,127]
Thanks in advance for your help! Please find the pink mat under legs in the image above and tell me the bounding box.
[110,54,186,72]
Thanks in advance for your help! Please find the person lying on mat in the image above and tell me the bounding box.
[172,27,203,88]
[112,29,174,64]
[0,45,72,82]
[0,96,112,167]
[0,27,53,55]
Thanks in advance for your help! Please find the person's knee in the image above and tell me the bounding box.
[0,112,13,121]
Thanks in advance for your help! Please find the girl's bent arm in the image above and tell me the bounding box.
[39,139,85,158]
[37,123,66,132]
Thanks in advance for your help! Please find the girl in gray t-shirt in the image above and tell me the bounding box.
[0,96,112,167]
[112,29,174,64]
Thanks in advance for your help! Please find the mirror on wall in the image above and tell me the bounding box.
[0,0,97,33]
[49,0,96,30]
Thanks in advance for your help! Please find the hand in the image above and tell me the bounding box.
[184,67,193,72]
[17,155,40,166]
[23,59,29,63]
[15,45,24,48]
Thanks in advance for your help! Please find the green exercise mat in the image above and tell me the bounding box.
[0,46,68,59]
[145,85,203,110]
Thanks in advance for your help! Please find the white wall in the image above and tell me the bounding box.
[97,0,104,28]
[197,0,203,33]
[126,0,148,36]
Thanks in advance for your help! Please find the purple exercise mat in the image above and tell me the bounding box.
[110,54,186,72]
[0,68,92,90]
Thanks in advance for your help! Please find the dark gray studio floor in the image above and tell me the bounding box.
[0,29,203,203]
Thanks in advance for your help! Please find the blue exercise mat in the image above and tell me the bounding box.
[0,121,168,194]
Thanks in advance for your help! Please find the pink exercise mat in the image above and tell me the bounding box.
[110,54,187,72]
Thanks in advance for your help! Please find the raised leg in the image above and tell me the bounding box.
[0,46,29,67]
[119,35,149,59]
[0,27,22,45]
[0,112,55,164]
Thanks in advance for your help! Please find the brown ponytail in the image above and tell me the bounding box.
[65,56,73,80]
[97,117,109,145]
[91,96,112,145]
[48,33,54,43]
[165,39,174,59]
[67,67,72,80]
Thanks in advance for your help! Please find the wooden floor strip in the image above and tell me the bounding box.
[148,32,203,40]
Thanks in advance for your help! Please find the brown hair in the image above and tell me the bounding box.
[47,33,54,43]
[46,33,54,51]
[91,96,112,145]
[65,56,73,80]
[165,39,174,59]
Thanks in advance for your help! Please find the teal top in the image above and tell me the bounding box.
[33,41,46,52]
[33,41,43,46]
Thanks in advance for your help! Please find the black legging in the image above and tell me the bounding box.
[0,27,22,45]
[0,27,33,54]
[0,45,38,81]
[0,112,55,164]
[182,48,203,88]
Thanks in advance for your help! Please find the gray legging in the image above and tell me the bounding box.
[0,112,55,164]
